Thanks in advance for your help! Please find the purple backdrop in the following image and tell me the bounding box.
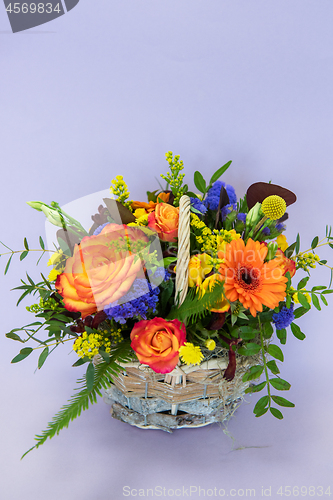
[1,1,333,499]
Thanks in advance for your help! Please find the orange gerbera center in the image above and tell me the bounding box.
[218,238,288,317]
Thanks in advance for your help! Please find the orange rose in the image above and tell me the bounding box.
[130,317,186,373]
[274,249,296,278]
[56,224,148,318]
[147,203,179,242]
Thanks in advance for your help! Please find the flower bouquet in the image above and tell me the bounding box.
[3,152,333,456]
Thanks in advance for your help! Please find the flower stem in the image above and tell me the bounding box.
[258,316,271,408]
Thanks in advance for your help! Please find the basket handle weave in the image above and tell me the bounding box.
[174,195,191,305]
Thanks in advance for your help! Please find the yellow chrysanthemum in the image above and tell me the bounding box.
[48,268,62,282]
[179,343,204,366]
[261,195,287,220]
[47,250,63,267]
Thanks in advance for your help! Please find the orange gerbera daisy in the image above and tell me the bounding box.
[218,238,287,317]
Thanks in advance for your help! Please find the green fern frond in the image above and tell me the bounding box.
[167,280,226,324]
[22,341,132,459]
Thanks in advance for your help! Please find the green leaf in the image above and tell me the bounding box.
[86,362,95,392]
[20,251,29,261]
[245,381,266,393]
[6,332,25,343]
[270,378,291,391]
[270,407,284,419]
[4,254,13,275]
[285,242,296,258]
[276,328,287,345]
[297,276,310,290]
[72,357,90,367]
[293,307,308,319]
[209,161,232,185]
[262,322,274,339]
[237,343,261,356]
[311,236,319,249]
[253,395,269,414]
[193,171,207,194]
[22,341,132,458]
[320,294,328,306]
[290,322,306,340]
[38,347,49,369]
[295,233,300,255]
[11,347,33,363]
[266,359,280,375]
[271,395,295,407]
[254,406,269,417]
[24,237,29,251]
[98,349,110,363]
[311,285,326,292]
[311,293,321,311]
[242,365,264,382]
[238,326,257,340]
[297,292,311,310]
[268,344,284,362]
[39,236,45,250]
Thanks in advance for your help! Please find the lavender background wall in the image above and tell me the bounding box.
[1,1,333,499]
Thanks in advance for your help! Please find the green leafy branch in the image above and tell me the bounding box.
[243,317,295,420]
[0,236,55,274]
[22,341,132,458]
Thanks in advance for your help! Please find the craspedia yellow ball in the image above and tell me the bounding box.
[205,339,216,351]
[261,195,286,220]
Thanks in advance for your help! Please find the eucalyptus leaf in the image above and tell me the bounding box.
[11,347,33,363]
[38,347,49,369]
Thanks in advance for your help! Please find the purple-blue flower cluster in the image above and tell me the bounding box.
[221,203,237,220]
[93,222,109,236]
[204,181,237,210]
[190,197,207,215]
[104,268,171,324]
[272,304,294,330]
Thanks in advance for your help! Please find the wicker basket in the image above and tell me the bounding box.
[103,195,258,431]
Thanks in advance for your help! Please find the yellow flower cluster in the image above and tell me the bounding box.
[73,331,112,359]
[104,328,123,344]
[179,342,204,366]
[160,151,185,206]
[26,297,60,313]
[261,195,287,220]
[110,175,132,209]
[296,252,320,272]
[190,213,240,254]
[290,287,311,305]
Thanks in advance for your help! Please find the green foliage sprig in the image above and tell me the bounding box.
[22,341,132,458]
